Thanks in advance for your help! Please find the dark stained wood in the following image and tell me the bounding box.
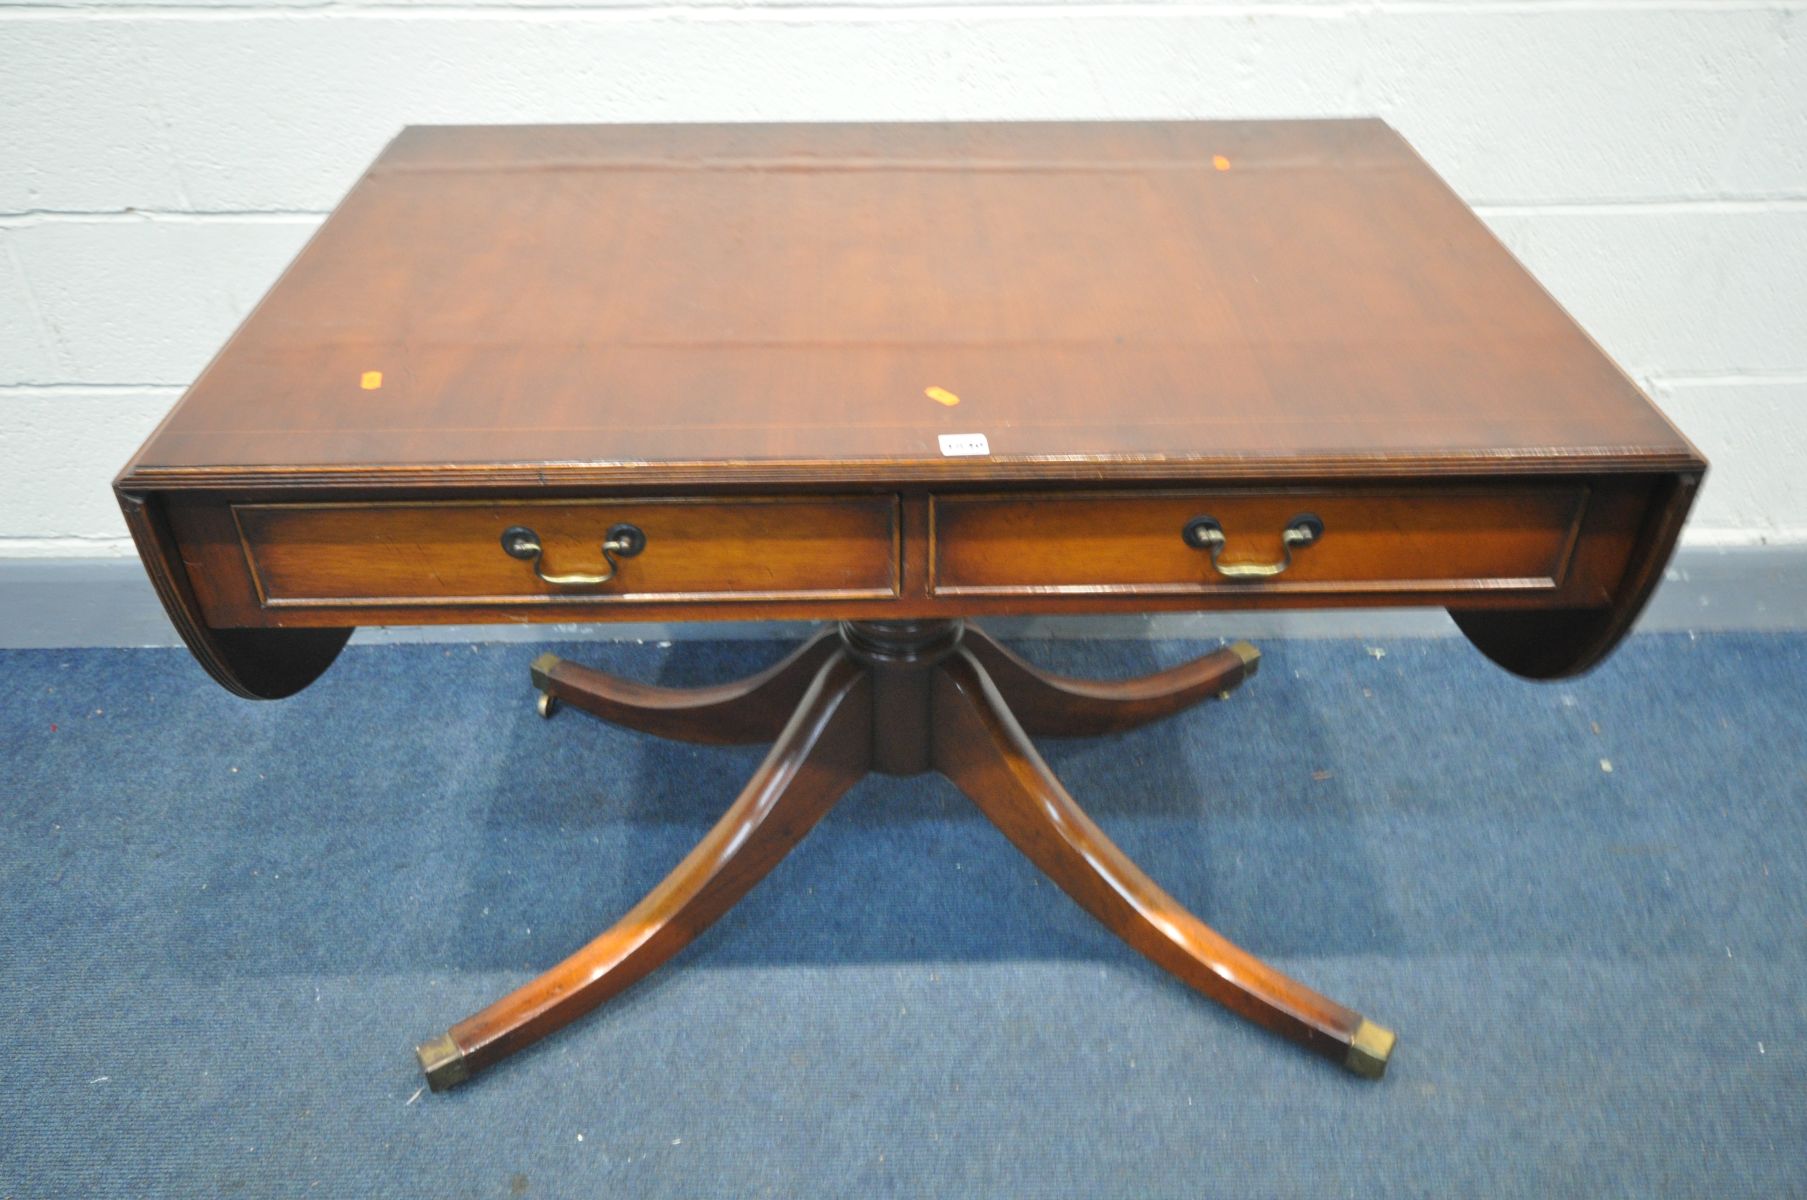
[840,618,967,775]
[115,120,1706,1089]
[422,620,1390,1089]
[233,496,899,606]
[931,484,1591,598]
[145,476,1656,645]
[422,650,872,1089]
[928,645,1379,1070]
[118,492,350,700]
[119,120,1699,493]
[117,121,1703,680]
[529,629,840,744]
[1454,474,1701,678]
[961,626,1259,737]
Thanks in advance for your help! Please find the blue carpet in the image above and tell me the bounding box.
[1,633,1803,1197]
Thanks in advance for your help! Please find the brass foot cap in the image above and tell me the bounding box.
[529,653,562,689]
[1344,1019,1396,1080]
[1228,640,1261,678]
[416,1032,471,1092]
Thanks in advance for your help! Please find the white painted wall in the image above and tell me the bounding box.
[3,0,1803,559]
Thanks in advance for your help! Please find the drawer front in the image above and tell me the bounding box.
[235,496,899,606]
[930,486,1589,597]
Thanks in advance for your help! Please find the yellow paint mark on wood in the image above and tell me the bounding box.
[360,371,383,390]
[924,385,960,407]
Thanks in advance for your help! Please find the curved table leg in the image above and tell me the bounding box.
[961,625,1261,737]
[417,650,872,1090]
[929,648,1394,1077]
[529,628,841,744]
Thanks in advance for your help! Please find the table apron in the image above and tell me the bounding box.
[151,477,1660,629]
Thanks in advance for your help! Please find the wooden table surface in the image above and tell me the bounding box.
[122,120,1698,490]
[117,120,1705,698]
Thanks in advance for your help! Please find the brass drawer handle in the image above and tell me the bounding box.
[500,523,645,588]
[1182,513,1323,580]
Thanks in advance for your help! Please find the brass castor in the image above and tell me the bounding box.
[536,691,558,719]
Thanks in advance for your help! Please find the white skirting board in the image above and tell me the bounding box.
[1,545,1801,651]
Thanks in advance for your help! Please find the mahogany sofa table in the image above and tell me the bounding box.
[117,120,1704,1092]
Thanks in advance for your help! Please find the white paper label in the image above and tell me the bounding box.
[938,433,991,457]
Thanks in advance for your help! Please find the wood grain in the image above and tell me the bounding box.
[530,629,841,744]
[427,650,871,1087]
[105,120,1707,1088]
[930,484,1590,597]
[960,626,1259,737]
[1454,473,1702,678]
[422,621,1391,1087]
[116,120,1703,679]
[143,474,1657,636]
[232,495,900,606]
[118,120,1701,493]
[117,492,350,699]
[931,646,1376,1067]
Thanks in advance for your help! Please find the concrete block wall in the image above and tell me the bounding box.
[3,0,1804,560]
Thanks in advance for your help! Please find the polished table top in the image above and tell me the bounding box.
[122,120,1697,491]
[117,120,1704,698]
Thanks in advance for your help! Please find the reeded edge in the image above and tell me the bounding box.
[1344,1019,1397,1080]
[416,1032,471,1092]
[118,447,1711,494]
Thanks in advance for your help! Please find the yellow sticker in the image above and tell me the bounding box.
[924,385,960,407]
[1212,155,1231,171]
[360,371,383,390]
